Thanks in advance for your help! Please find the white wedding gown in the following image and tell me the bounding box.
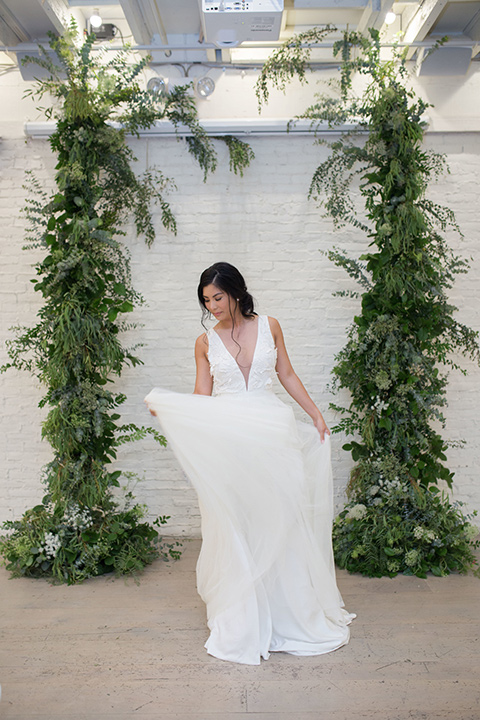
[145,315,354,665]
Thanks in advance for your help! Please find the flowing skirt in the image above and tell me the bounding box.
[145,387,354,665]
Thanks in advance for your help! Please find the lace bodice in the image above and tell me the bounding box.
[207,315,277,395]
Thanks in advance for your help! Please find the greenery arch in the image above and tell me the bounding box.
[0,26,254,583]
[257,28,480,577]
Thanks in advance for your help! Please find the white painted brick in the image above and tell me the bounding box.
[1,133,480,537]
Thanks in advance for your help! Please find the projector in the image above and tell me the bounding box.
[200,0,284,48]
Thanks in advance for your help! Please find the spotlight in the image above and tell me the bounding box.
[385,11,396,25]
[195,76,215,98]
[90,8,103,29]
[147,76,168,98]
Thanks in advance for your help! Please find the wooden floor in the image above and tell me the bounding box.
[1,539,480,720]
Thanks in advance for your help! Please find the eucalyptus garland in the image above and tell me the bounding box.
[257,29,480,577]
[0,25,254,583]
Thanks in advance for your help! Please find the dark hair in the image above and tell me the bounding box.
[197,262,256,324]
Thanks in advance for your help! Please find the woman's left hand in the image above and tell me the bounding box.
[145,400,157,417]
[313,415,330,444]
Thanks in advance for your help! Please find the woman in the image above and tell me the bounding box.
[145,262,354,665]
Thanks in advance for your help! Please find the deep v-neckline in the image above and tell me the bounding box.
[213,317,260,390]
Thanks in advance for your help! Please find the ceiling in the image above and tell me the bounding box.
[1,0,480,76]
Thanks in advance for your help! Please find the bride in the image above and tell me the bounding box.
[145,262,354,665]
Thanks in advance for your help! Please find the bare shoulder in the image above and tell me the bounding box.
[267,316,283,337]
[195,332,209,355]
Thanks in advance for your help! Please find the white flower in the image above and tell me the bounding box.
[465,523,479,542]
[43,532,61,559]
[346,504,367,521]
[404,549,420,567]
[373,396,389,412]
[387,559,400,573]
[413,526,424,540]
[63,503,92,530]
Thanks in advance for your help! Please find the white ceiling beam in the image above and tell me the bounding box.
[357,1,374,32]
[403,0,448,58]
[36,0,71,34]
[0,0,30,44]
[149,0,168,44]
[119,0,150,44]
[357,0,394,33]
[119,0,168,45]
[68,1,119,5]
[293,0,368,6]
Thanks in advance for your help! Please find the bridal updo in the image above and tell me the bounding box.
[197,262,257,322]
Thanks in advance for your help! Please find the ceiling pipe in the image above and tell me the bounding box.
[2,39,479,53]
[152,0,168,45]
[25,118,361,138]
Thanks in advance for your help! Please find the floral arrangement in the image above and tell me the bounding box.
[333,457,479,577]
[1,25,253,583]
[256,29,480,576]
[1,498,181,584]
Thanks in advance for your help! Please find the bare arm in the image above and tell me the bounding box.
[269,317,330,442]
[193,333,213,396]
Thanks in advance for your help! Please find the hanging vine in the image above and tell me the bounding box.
[257,28,480,577]
[0,25,254,583]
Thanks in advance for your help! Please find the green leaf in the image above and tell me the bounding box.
[383,547,398,557]
[118,300,134,313]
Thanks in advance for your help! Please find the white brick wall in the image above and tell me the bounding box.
[1,132,479,536]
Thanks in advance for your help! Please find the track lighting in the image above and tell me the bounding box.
[195,76,215,98]
[90,8,103,29]
[147,76,168,99]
